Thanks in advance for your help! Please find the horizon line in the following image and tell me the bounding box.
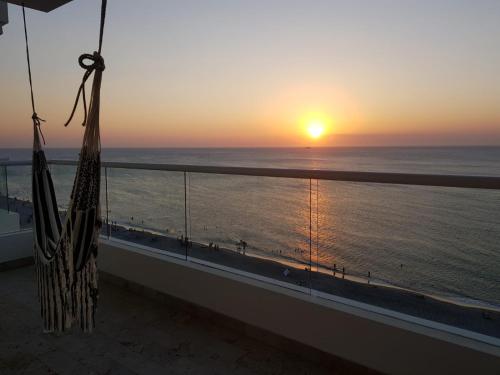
[1,144,500,150]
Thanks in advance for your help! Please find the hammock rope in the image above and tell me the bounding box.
[64,0,107,128]
[25,0,108,333]
[22,4,46,145]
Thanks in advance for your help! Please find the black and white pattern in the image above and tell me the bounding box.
[28,0,107,333]
[32,149,61,261]
[32,126,73,332]
[32,62,103,334]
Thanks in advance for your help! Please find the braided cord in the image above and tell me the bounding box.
[64,0,107,128]
[22,4,46,144]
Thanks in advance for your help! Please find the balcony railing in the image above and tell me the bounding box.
[1,158,500,341]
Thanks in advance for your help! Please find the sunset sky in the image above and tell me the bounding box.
[1,0,499,147]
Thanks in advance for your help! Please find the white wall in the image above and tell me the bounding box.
[0,209,20,234]
[98,238,500,375]
[0,230,32,264]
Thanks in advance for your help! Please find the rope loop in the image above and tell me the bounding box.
[63,0,107,129]
[78,51,105,72]
[64,52,105,128]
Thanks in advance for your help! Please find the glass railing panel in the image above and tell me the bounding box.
[2,165,32,231]
[0,165,18,235]
[312,180,500,338]
[187,173,312,292]
[106,167,186,258]
[50,164,77,213]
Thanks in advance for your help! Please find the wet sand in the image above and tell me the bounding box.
[2,196,499,339]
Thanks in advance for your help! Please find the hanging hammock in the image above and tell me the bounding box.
[24,0,107,332]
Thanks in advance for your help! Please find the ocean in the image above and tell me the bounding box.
[2,146,500,308]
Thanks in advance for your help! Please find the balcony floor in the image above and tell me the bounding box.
[0,266,342,375]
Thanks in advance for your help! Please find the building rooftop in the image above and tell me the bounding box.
[0,265,357,375]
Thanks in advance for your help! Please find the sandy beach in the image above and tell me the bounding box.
[2,196,499,339]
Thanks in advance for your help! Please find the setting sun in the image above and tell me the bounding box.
[307,121,325,139]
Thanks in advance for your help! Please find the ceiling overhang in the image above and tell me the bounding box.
[0,2,7,34]
[6,0,74,12]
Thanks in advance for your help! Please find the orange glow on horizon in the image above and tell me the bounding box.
[299,112,332,142]
[307,121,325,139]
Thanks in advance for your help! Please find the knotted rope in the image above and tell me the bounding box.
[22,4,45,145]
[64,0,107,128]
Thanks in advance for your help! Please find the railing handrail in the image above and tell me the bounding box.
[1,159,500,190]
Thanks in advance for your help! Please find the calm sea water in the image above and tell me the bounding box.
[2,147,500,307]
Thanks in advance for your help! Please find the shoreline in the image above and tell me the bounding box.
[109,220,500,313]
[2,196,500,338]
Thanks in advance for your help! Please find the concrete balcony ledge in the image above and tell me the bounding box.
[0,209,21,235]
[0,230,33,270]
[1,230,500,374]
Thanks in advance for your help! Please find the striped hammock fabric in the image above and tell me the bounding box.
[32,62,103,333]
[22,0,107,333]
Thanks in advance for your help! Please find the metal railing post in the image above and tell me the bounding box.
[309,178,312,292]
[105,167,110,239]
[316,179,319,273]
[184,170,188,259]
[5,166,10,212]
